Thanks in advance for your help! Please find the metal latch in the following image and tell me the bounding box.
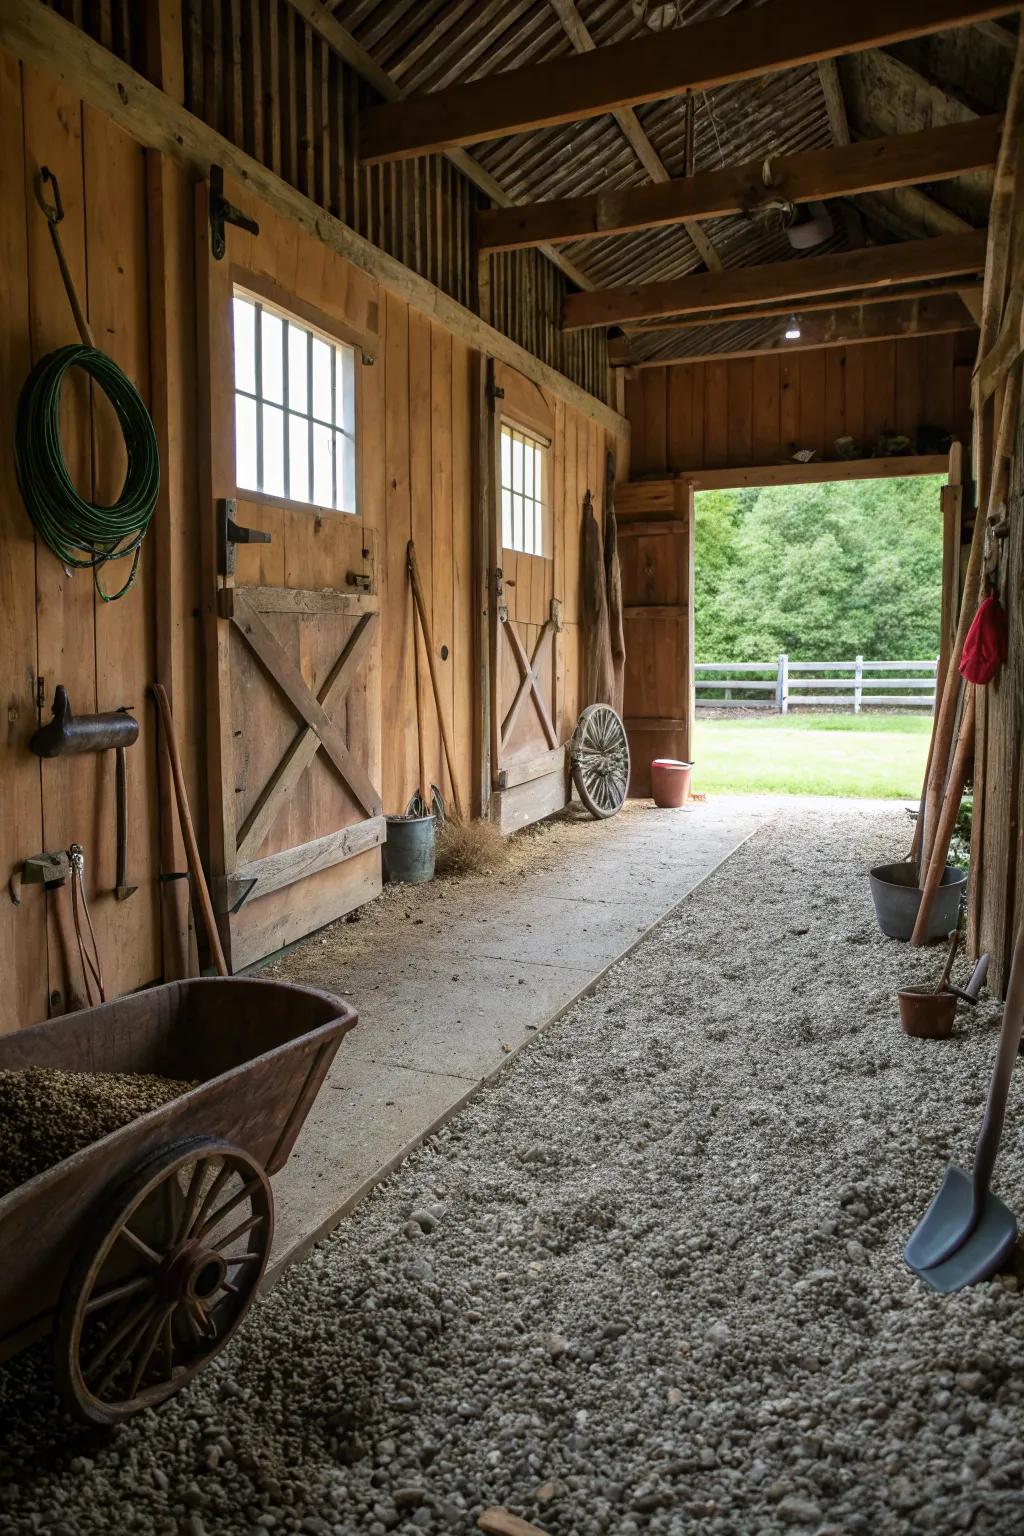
[209,166,260,260]
[346,571,372,592]
[218,498,271,577]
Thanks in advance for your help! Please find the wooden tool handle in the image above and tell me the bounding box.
[152,683,229,977]
[972,929,1024,1204]
[408,540,466,820]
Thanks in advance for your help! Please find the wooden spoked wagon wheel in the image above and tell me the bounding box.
[55,1138,273,1424]
[570,703,630,819]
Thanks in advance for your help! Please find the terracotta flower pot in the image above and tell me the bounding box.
[650,758,692,809]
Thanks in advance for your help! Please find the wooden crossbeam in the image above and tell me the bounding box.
[563,230,988,330]
[501,618,559,751]
[358,0,1015,162]
[232,600,382,860]
[477,116,1001,252]
[608,294,977,367]
[618,279,983,335]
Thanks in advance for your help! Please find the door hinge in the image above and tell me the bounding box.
[209,165,260,260]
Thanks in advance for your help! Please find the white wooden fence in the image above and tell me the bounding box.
[695,656,938,713]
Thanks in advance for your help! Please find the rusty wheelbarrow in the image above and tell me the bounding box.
[0,977,355,1423]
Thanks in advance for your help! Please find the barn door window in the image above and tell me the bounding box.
[500,421,549,557]
[232,289,357,514]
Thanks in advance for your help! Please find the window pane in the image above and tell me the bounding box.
[260,309,284,406]
[287,323,308,413]
[534,445,544,507]
[523,443,534,500]
[233,298,256,394]
[500,428,511,489]
[312,337,333,422]
[288,412,310,504]
[235,393,258,491]
[336,432,356,513]
[337,346,355,433]
[534,501,544,557]
[312,422,335,507]
[512,492,524,551]
[523,499,535,555]
[501,488,512,548]
[261,403,285,497]
[511,434,524,493]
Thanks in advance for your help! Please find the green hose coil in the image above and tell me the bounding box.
[15,344,160,602]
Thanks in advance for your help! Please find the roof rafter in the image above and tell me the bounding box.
[358,0,1017,162]
[281,0,596,293]
[476,116,1000,250]
[562,228,988,328]
[545,0,722,272]
[618,278,983,335]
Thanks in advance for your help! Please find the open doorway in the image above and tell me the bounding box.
[692,474,946,800]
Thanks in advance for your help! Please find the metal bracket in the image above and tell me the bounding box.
[21,851,71,890]
[485,358,504,404]
[346,571,372,592]
[209,166,259,260]
[218,497,271,577]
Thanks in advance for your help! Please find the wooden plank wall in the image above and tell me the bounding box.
[38,0,610,405]
[625,336,975,477]
[0,46,625,1032]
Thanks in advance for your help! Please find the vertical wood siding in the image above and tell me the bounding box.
[625,337,975,477]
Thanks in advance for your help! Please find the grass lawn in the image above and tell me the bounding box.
[692,712,931,798]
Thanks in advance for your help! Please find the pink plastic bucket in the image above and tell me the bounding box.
[650,758,692,808]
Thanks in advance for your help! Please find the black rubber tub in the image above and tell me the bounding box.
[868,861,966,942]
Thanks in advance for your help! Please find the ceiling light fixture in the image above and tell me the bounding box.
[784,317,802,341]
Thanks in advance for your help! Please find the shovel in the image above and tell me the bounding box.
[905,928,1024,1293]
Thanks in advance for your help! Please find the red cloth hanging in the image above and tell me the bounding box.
[959,594,1008,685]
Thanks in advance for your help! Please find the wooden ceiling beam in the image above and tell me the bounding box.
[563,229,988,328]
[608,293,977,367]
[618,279,984,334]
[477,115,1000,251]
[358,0,1017,162]
[545,0,722,272]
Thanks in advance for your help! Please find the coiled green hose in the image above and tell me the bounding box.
[15,344,160,602]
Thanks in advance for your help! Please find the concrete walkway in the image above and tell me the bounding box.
[259,795,773,1280]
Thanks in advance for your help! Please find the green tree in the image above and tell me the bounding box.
[694,476,943,663]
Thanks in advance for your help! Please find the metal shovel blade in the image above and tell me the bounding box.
[906,1177,1017,1293]
[904,1164,978,1272]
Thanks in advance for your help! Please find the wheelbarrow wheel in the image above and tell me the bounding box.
[570,704,630,819]
[54,1137,274,1425]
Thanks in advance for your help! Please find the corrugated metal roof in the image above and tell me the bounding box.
[333,1,995,364]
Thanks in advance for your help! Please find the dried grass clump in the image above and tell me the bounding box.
[435,815,509,878]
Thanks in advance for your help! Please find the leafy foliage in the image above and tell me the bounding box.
[694,476,944,662]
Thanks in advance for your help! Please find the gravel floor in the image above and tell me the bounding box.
[2,799,1024,1536]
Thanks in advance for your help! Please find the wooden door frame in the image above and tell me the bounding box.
[480,358,571,832]
[195,177,383,969]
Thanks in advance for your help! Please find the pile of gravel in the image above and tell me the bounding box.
[1,800,1022,1536]
[0,1068,197,1199]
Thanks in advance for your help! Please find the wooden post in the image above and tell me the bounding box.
[146,0,194,980]
[853,654,863,715]
[777,653,789,715]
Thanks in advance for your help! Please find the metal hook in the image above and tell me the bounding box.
[35,165,64,225]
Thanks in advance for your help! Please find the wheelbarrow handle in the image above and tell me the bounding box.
[946,953,990,1005]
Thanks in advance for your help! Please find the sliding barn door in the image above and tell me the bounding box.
[619,482,695,797]
[487,362,570,833]
[196,176,383,971]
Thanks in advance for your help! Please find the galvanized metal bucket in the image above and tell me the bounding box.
[383,813,436,884]
[868,861,966,942]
